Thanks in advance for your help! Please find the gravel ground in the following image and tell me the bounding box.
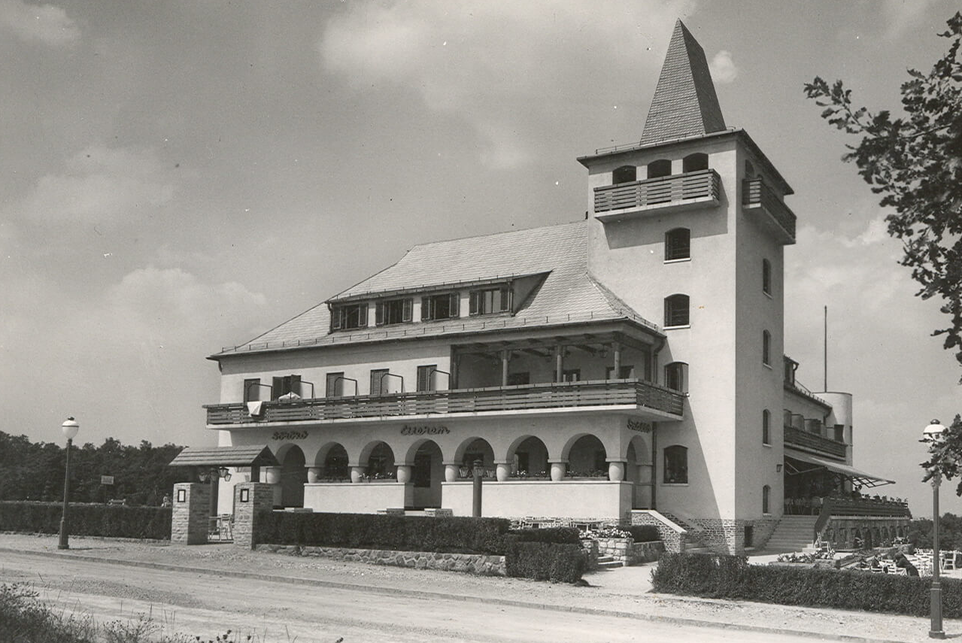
[0,533,950,643]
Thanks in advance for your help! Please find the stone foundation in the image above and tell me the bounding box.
[824,517,912,549]
[686,517,780,554]
[596,537,664,565]
[629,510,686,553]
[256,544,506,576]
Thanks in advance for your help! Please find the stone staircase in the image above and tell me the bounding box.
[661,511,713,553]
[596,554,623,569]
[764,515,818,553]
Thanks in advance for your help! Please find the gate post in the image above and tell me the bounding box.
[171,482,210,545]
[233,482,275,550]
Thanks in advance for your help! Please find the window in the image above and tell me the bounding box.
[243,378,261,402]
[613,165,637,184]
[833,424,845,443]
[762,259,772,295]
[272,375,301,400]
[682,153,708,172]
[417,365,436,392]
[507,372,530,386]
[325,372,344,398]
[762,330,771,366]
[469,286,512,315]
[762,409,771,445]
[421,293,459,321]
[606,365,635,379]
[370,369,389,396]
[665,362,687,392]
[664,445,688,484]
[647,159,671,179]
[762,485,771,514]
[331,303,368,331]
[664,294,690,327]
[375,298,412,326]
[665,228,691,261]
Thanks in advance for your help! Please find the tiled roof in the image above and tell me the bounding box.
[213,221,659,357]
[640,19,726,146]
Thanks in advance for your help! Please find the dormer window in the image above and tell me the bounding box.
[376,298,413,326]
[647,159,671,179]
[612,165,637,184]
[683,153,708,172]
[421,293,460,321]
[469,286,512,316]
[331,303,368,331]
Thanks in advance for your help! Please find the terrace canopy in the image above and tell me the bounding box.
[784,448,894,489]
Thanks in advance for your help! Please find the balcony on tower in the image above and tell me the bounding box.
[593,166,721,222]
[742,178,796,244]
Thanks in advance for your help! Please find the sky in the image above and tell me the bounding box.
[1,0,960,517]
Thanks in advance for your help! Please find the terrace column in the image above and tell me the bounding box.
[495,461,511,482]
[555,345,564,382]
[607,460,626,482]
[501,350,510,386]
[549,461,567,481]
[306,466,321,483]
[396,465,412,484]
[612,342,622,377]
[444,462,459,482]
[350,465,365,483]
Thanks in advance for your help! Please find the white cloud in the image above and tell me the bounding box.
[709,50,738,84]
[17,145,177,223]
[881,0,939,39]
[0,0,78,46]
[318,0,695,169]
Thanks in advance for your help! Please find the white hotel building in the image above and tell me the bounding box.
[188,21,905,554]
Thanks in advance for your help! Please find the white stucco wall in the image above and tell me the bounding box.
[441,480,633,519]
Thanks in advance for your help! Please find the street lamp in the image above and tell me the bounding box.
[923,418,946,639]
[58,417,80,550]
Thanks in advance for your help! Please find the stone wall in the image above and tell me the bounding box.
[256,544,506,576]
[686,517,780,554]
[171,483,210,545]
[824,516,912,549]
[596,537,664,565]
[629,510,686,553]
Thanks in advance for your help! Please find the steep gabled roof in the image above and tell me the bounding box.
[640,19,726,146]
[212,220,659,358]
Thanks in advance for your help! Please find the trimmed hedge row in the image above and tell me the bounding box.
[625,525,660,542]
[0,501,171,540]
[255,512,584,582]
[652,553,962,617]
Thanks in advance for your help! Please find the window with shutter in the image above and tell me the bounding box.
[469,286,512,315]
[375,298,412,326]
[330,303,367,331]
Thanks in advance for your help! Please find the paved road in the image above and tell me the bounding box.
[0,551,843,643]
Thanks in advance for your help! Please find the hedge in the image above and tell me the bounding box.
[652,552,962,617]
[504,541,586,583]
[0,501,171,540]
[625,525,660,542]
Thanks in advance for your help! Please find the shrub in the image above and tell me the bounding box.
[625,524,660,542]
[504,542,586,582]
[0,501,171,540]
[652,553,962,617]
[508,527,581,545]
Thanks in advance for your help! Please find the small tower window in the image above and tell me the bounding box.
[664,294,690,327]
[762,409,771,445]
[762,330,772,366]
[683,153,708,173]
[762,259,772,295]
[665,362,687,392]
[763,485,771,514]
[647,159,672,179]
[664,445,688,484]
[665,228,691,261]
[612,165,637,184]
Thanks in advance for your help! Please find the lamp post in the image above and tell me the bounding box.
[923,419,946,639]
[58,417,80,550]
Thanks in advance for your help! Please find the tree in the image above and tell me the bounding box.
[804,12,962,373]
[921,414,962,496]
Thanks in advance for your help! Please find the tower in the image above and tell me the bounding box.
[579,20,797,552]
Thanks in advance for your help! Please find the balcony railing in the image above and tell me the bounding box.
[593,169,720,215]
[784,425,847,460]
[823,496,912,519]
[206,379,685,426]
[742,178,796,241]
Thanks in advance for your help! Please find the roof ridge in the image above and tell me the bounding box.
[406,218,586,251]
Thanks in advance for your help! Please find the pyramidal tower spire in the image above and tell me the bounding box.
[640,19,726,146]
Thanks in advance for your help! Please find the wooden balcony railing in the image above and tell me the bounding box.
[593,169,720,214]
[823,496,912,519]
[784,425,847,460]
[742,178,796,241]
[206,379,685,426]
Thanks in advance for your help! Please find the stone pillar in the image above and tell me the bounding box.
[549,461,567,482]
[444,463,459,482]
[495,461,510,482]
[396,465,412,484]
[607,460,626,482]
[171,482,210,545]
[233,482,275,550]
[306,467,321,483]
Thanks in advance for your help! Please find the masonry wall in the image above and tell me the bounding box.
[171,482,210,545]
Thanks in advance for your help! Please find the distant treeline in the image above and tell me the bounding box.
[0,431,185,506]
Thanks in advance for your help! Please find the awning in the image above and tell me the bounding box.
[784,448,894,488]
[168,445,278,468]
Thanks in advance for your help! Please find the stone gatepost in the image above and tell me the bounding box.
[233,482,275,549]
[171,482,210,545]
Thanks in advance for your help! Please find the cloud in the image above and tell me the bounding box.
[709,50,738,84]
[17,145,177,224]
[0,0,79,46]
[880,0,940,39]
[318,0,694,169]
